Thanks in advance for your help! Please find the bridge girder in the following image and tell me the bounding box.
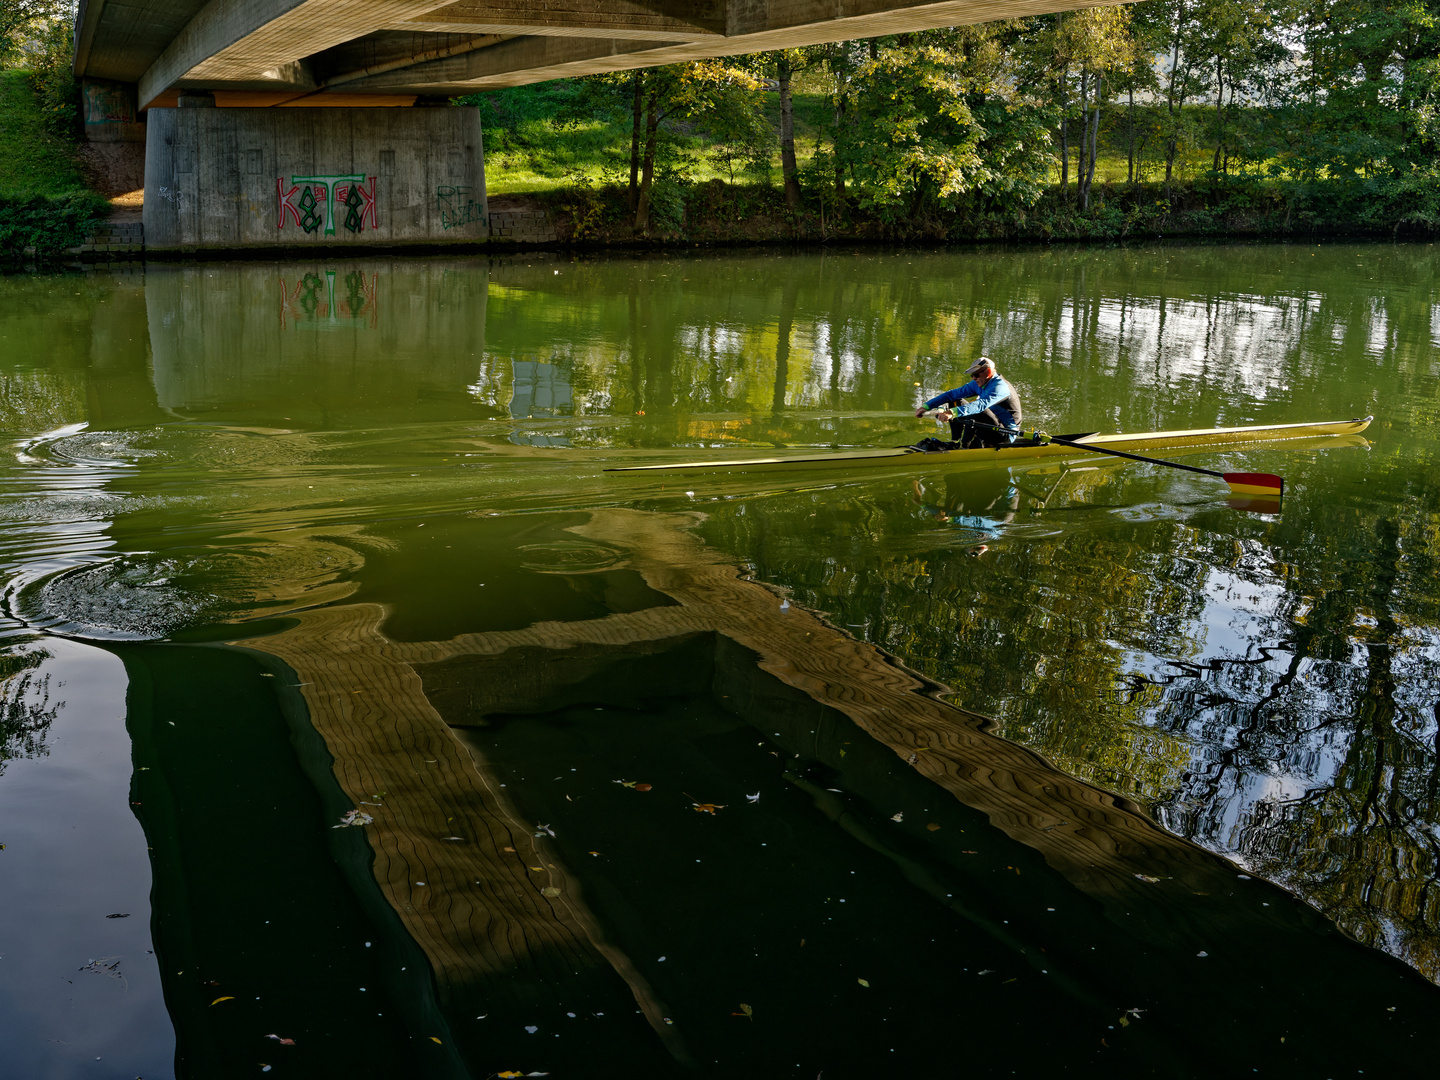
[74,0,1123,109]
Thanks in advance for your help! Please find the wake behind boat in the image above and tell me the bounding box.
[603,417,1374,475]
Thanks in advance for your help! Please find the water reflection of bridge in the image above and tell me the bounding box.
[238,508,1359,1058]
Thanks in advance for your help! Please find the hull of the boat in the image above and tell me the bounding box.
[604,417,1373,474]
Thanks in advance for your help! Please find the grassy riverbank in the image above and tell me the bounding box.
[0,70,107,266]
[474,79,1438,248]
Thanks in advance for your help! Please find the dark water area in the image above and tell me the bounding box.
[0,243,1437,1078]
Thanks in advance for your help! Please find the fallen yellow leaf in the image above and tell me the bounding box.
[857,978,870,988]
[429,1036,442,1044]
[210,996,234,1006]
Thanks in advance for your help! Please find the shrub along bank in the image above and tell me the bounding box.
[0,69,107,267]
[510,169,1440,250]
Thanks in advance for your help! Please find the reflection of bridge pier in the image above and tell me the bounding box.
[143,260,491,427]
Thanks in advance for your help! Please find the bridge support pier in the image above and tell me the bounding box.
[142,106,488,252]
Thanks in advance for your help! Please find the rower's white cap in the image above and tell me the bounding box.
[966,356,995,375]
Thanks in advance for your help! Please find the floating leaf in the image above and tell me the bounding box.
[1133,874,1161,883]
[333,809,373,828]
[692,803,723,815]
[264,1035,296,1045]
[209,996,234,1006]
[429,1036,442,1044]
[926,823,941,831]
[541,887,561,898]
[633,783,652,792]
[732,1003,754,1020]
[890,812,903,822]
[857,978,870,988]
[745,793,760,803]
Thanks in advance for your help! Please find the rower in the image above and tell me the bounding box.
[915,357,1023,448]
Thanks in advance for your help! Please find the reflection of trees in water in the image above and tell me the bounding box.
[1144,510,1440,981]
[479,245,1437,440]
[698,461,1440,980]
[0,649,59,775]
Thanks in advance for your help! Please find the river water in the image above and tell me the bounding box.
[0,243,1437,1078]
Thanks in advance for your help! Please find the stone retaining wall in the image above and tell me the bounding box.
[73,221,145,258]
[487,210,557,244]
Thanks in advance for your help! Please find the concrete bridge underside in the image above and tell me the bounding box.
[76,0,1118,110]
[75,0,1120,252]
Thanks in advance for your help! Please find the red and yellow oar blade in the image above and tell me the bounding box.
[1223,472,1284,498]
[1224,472,1284,513]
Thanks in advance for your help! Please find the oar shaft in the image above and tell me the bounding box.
[959,418,1227,479]
[1047,436,1226,478]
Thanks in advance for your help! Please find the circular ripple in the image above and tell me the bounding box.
[517,540,626,574]
[15,555,227,640]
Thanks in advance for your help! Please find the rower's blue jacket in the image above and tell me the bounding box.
[924,375,1022,431]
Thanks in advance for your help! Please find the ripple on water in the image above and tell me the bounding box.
[517,540,626,574]
[16,555,224,639]
[12,533,370,640]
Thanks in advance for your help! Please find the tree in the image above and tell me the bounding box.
[0,0,63,66]
[833,30,1053,224]
[1051,8,1139,209]
[771,49,806,210]
[629,61,763,235]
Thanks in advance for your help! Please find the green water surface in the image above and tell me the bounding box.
[0,244,1437,1079]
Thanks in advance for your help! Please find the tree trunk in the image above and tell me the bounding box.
[1078,69,1090,209]
[633,90,659,234]
[778,56,802,211]
[832,64,847,202]
[1082,76,1102,210]
[1164,7,1186,201]
[1212,58,1225,173]
[1058,63,1070,201]
[628,73,642,215]
[1127,85,1135,184]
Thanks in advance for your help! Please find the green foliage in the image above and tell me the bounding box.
[1,0,77,136]
[26,5,75,137]
[0,64,104,266]
[0,191,106,266]
[464,0,1439,240]
[832,31,1054,223]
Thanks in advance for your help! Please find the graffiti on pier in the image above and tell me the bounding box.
[436,186,486,231]
[279,270,378,330]
[277,175,378,236]
[82,82,136,125]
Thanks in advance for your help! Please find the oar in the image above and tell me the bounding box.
[932,414,1284,501]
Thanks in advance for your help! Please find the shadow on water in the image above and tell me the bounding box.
[113,507,1427,1079]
